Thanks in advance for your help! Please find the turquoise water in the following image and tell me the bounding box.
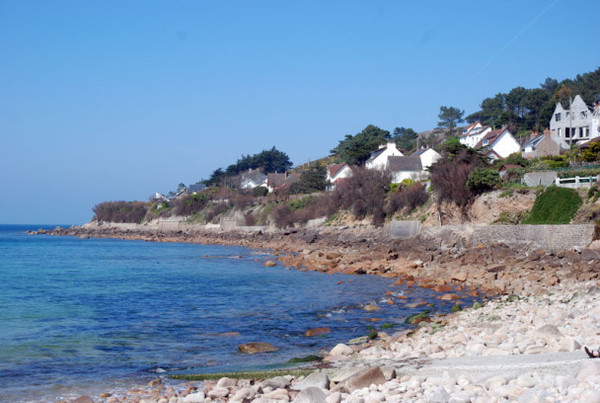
[0,225,475,402]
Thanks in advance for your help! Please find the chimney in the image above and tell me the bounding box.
[530,130,538,140]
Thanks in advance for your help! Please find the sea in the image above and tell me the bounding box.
[0,224,477,402]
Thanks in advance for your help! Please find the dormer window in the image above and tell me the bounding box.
[482,139,489,146]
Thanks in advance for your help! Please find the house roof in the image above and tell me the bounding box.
[241,170,267,184]
[521,134,546,150]
[485,149,503,160]
[462,121,481,135]
[267,173,286,188]
[267,173,300,189]
[474,128,506,148]
[189,184,206,193]
[366,147,386,163]
[387,155,422,172]
[327,163,348,178]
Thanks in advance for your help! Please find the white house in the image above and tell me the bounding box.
[240,170,268,190]
[388,156,423,183]
[474,128,521,160]
[365,141,403,170]
[412,148,441,170]
[326,163,352,191]
[459,121,493,148]
[549,94,600,146]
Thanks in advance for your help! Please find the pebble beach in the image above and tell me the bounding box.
[39,223,600,403]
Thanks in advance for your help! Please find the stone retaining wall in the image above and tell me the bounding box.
[416,223,595,252]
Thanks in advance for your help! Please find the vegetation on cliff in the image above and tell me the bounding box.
[524,187,583,225]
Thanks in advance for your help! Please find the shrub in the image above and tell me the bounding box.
[289,163,327,194]
[430,150,483,210]
[332,167,390,225]
[171,193,209,216]
[204,202,231,223]
[244,212,256,226]
[147,200,172,219]
[385,183,429,216]
[272,204,295,228]
[93,201,148,223]
[467,168,501,194]
[523,186,582,224]
[233,192,255,210]
[503,153,530,167]
[253,186,268,197]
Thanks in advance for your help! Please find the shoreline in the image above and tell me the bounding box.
[34,222,600,402]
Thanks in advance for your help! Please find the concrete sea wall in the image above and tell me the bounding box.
[414,223,595,252]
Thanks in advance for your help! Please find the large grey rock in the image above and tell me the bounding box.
[216,376,237,388]
[261,375,291,389]
[329,367,363,383]
[339,366,386,392]
[292,371,330,391]
[231,387,255,401]
[329,343,353,356]
[184,392,205,403]
[325,392,341,403]
[535,324,563,339]
[292,386,327,403]
[427,386,450,403]
[207,387,229,398]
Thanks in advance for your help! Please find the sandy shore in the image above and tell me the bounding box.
[37,223,600,402]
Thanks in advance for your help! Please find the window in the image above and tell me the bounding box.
[579,127,584,138]
[555,113,561,121]
[557,128,561,137]
[565,128,570,138]
[581,111,588,119]
[482,139,489,146]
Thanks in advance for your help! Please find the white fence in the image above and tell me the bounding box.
[554,175,599,189]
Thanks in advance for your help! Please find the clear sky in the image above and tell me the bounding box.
[1,0,597,225]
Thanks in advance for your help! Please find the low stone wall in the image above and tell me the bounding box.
[390,220,422,239]
[401,221,596,252]
[523,171,557,187]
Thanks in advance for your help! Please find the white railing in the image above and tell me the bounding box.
[554,175,599,189]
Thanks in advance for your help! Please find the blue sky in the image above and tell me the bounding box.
[1,0,597,224]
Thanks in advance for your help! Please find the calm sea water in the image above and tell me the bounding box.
[0,224,476,402]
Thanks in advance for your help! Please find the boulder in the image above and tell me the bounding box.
[261,376,291,389]
[183,392,205,403]
[71,397,94,403]
[339,366,386,392]
[305,327,331,337]
[238,342,278,354]
[292,371,330,391]
[329,343,353,356]
[535,324,563,339]
[216,377,237,388]
[231,387,255,401]
[325,391,341,403]
[427,387,451,403]
[264,260,277,267]
[292,386,328,403]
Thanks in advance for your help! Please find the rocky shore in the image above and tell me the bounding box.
[35,222,600,402]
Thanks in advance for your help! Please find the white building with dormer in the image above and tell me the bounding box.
[459,121,493,148]
[550,94,600,146]
[365,141,403,170]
